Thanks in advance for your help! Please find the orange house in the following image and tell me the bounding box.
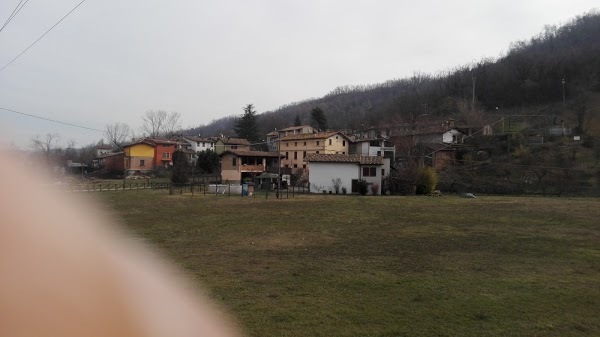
[150,138,178,168]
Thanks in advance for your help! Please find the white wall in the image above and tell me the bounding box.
[309,162,358,193]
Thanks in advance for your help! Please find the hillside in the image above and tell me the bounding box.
[186,11,600,138]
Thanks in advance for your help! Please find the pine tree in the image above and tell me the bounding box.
[234,104,259,142]
[310,107,328,131]
[197,149,219,174]
[294,114,302,126]
[171,150,189,184]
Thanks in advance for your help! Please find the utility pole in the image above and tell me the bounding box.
[562,79,566,106]
[277,137,281,198]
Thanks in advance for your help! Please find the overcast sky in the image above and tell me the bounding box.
[1,0,597,148]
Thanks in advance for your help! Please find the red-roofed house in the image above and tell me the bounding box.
[220,150,282,183]
[306,154,384,195]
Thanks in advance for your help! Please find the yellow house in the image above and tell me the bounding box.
[123,141,155,173]
[279,131,351,172]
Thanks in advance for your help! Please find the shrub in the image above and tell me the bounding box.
[331,178,342,194]
[370,182,380,195]
[342,187,347,194]
[415,166,438,195]
[357,179,369,196]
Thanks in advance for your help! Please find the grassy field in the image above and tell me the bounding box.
[95,191,600,337]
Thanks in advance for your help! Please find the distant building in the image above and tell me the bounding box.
[266,125,316,151]
[279,131,351,173]
[219,150,282,184]
[94,144,113,157]
[214,138,251,154]
[306,154,384,195]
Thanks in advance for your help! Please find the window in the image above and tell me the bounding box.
[202,142,206,147]
[382,169,385,176]
[197,142,200,146]
[303,142,306,146]
[316,151,319,154]
[328,139,332,145]
[293,164,298,168]
[163,145,169,148]
[162,152,170,159]
[316,141,320,146]
[377,151,381,156]
[295,142,298,146]
[231,145,238,150]
[303,151,306,158]
[342,152,345,154]
[294,152,298,160]
[139,159,145,166]
[285,152,289,159]
[343,141,346,146]
[303,164,306,169]
[285,164,289,168]
[336,136,338,139]
[232,158,237,166]
[286,142,289,147]
[369,140,379,147]
[362,167,376,177]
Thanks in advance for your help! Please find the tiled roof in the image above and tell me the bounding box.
[220,137,251,145]
[222,150,282,158]
[280,131,340,141]
[305,154,383,165]
[184,136,217,142]
[279,125,313,132]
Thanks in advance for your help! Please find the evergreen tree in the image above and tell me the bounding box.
[234,104,259,142]
[294,114,302,126]
[197,149,219,174]
[310,107,328,131]
[171,150,189,184]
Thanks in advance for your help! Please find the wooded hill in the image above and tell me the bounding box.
[187,11,600,138]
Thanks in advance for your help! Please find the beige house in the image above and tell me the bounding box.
[279,131,351,172]
[220,150,282,183]
[266,125,315,151]
[214,138,251,154]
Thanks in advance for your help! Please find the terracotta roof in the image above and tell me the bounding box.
[219,137,251,145]
[146,138,178,145]
[184,136,217,142]
[306,154,383,165]
[221,150,282,158]
[280,131,342,141]
[279,125,313,132]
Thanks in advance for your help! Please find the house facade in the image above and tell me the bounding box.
[123,141,155,173]
[95,152,125,172]
[183,136,217,153]
[306,154,384,195]
[150,138,178,168]
[266,125,316,151]
[220,150,282,184]
[95,145,113,157]
[279,131,351,172]
[215,138,251,154]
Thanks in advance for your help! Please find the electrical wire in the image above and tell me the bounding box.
[0,0,29,33]
[0,106,103,132]
[0,0,88,74]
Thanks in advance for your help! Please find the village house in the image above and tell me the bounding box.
[219,150,282,184]
[123,140,155,173]
[94,152,125,172]
[306,154,384,195]
[214,137,251,154]
[279,131,351,173]
[182,136,217,153]
[266,125,316,151]
[94,144,113,157]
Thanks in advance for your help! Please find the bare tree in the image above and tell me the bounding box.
[31,133,60,163]
[105,122,131,150]
[141,110,182,138]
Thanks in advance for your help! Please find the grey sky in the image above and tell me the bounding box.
[1,0,597,148]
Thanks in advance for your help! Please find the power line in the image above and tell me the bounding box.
[0,106,103,132]
[0,0,88,74]
[0,0,30,33]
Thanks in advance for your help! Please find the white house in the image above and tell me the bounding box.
[183,136,217,152]
[306,154,385,195]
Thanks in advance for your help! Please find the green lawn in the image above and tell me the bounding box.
[95,191,600,337]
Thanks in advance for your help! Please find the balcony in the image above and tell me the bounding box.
[240,164,264,172]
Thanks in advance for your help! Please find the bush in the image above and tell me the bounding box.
[357,179,369,196]
[342,187,347,194]
[331,178,342,194]
[370,182,380,195]
[415,166,438,195]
